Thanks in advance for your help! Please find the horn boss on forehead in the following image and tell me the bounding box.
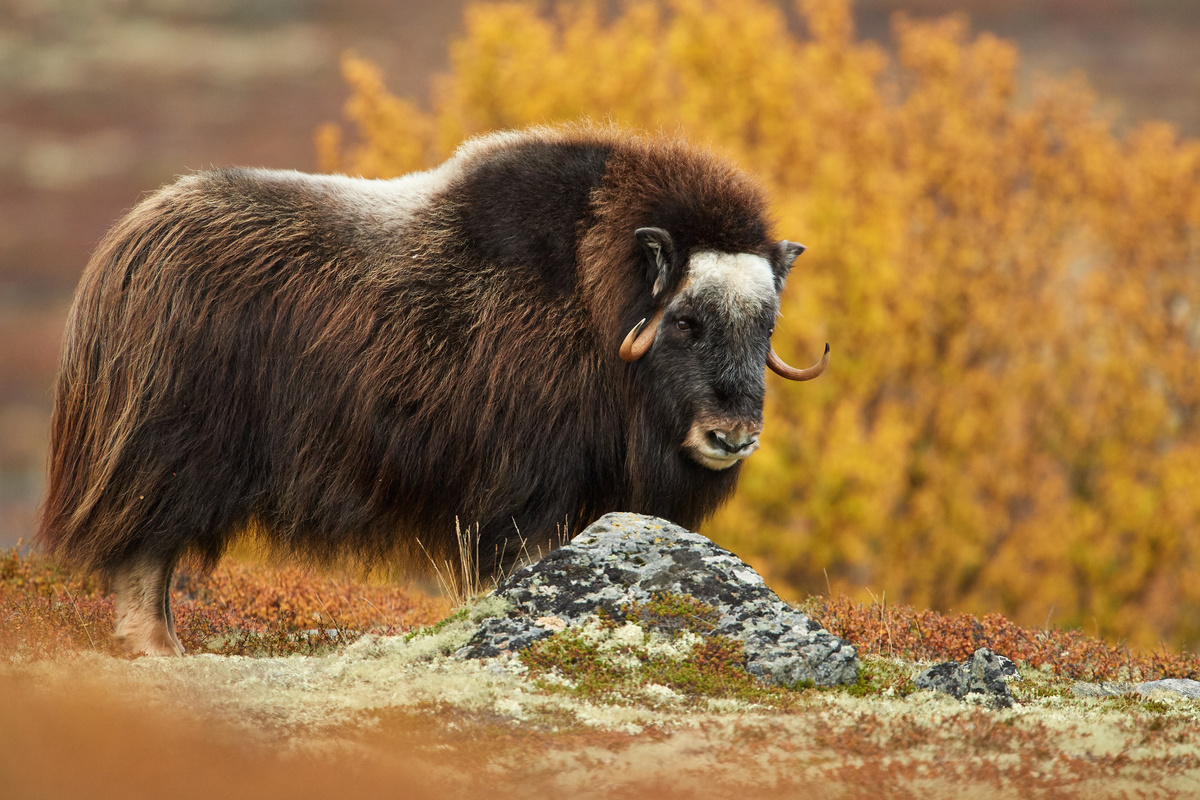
[620,240,831,384]
[38,123,830,658]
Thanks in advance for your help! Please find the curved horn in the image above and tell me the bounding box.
[619,309,664,362]
[768,342,830,381]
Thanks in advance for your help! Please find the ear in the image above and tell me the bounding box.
[776,240,806,272]
[635,227,676,300]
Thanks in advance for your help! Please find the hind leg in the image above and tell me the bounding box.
[112,554,184,656]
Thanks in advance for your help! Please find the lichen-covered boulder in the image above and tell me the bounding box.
[456,512,858,687]
[914,648,1019,708]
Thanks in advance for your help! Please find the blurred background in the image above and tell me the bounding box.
[2,0,1198,646]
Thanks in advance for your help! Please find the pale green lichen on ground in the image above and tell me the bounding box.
[398,593,511,657]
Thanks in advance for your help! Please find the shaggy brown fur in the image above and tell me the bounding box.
[38,125,814,655]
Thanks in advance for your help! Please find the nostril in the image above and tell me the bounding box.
[709,430,759,454]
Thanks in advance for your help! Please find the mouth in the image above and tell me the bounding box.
[686,448,754,470]
[683,422,762,471]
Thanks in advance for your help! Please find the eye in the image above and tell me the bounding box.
[676,318,692,332]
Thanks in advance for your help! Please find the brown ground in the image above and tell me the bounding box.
[6,621,1200,799]
[6,548,1200,798]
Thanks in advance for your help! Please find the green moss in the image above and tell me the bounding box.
[841,656,917,699]
[519,612,806,709]
[1008,665,1075,703]
[639,635,799,705]
[466,594,512,622]
[1141,699,1172,715]
[516,593,830,708]
[521,626,633,698]
[623,592,721,636]
[405,606,471,641]
[1098,695,1173,715]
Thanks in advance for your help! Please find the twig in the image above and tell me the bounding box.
[223,565,242,612]
[865,587,893,658]
[416,535,463,605]
[314,592,345,641]
[64,588,96,650]
[883,590,893,658]
[457,519,480,600]
[358,595,389,631]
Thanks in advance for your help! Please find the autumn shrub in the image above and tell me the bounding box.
[319,0,1200,650]
[801,593,1200,683]
[0,546,448,658]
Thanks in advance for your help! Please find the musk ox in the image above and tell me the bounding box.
[38,125,828,656]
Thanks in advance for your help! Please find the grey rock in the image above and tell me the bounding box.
[1136,678,1200,699]
[463,616,554,658]
[1073,678,1200,700]
[914,647,1019,708]
[456,512,858,687]
[1072,681,1133,698]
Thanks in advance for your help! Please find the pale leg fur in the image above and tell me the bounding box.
[112,555,184,656]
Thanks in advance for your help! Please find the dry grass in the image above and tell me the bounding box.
[416,519,522,608]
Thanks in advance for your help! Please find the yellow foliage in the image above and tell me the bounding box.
[320,0,1200,650]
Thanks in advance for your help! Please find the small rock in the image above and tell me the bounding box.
[1136,678,1200,700]
[455,512,858,687]
[914,647,1018,708]
[1074,678,1200,700]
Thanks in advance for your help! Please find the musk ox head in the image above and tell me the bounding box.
[619,227,828,471]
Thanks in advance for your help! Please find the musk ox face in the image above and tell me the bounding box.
[656,250,778,470]
[620,229,827,471]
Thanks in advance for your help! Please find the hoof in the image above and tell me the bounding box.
[113,631,185,657]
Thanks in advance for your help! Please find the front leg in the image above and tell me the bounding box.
[111,553,184,656]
